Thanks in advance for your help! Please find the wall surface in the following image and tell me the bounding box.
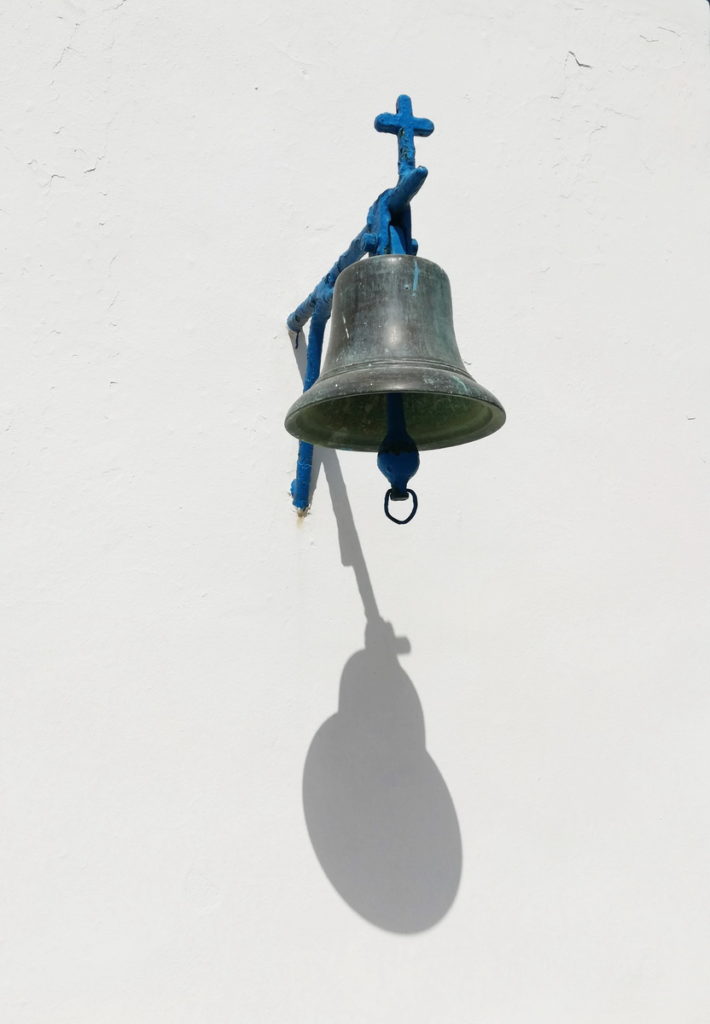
[2,1,710,1021]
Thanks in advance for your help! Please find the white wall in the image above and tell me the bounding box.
[2,0,710,1020]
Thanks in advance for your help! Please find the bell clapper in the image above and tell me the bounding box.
[378,393,420,524]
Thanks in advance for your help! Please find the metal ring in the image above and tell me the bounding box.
[384,488,418,525]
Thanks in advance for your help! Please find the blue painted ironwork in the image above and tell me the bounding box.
[289,306,328,510]
[374,94,434,178]
[287,95,434,516]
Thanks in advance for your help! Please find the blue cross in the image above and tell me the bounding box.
[374,94,434,176]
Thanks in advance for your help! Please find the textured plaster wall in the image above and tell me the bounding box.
[2,1,710,1021]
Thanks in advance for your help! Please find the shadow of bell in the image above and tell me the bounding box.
[302,619,462,933]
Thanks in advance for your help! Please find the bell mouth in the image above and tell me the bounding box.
[285,363,506,452]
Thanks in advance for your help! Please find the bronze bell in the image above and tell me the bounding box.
[285,254,505,451]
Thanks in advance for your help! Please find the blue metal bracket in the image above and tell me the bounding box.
[287,95,434,515]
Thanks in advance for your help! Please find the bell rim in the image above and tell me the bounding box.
[285,363,506,452]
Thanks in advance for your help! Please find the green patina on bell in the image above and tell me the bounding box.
[285,254,505,452]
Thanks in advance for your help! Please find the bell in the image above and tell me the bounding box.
[285,255,505,451]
